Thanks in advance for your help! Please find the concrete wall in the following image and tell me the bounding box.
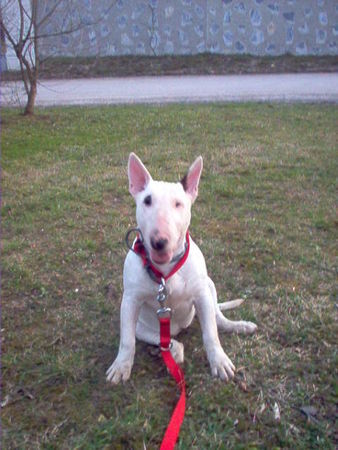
[38,0,338,58]
[3,0,338,70]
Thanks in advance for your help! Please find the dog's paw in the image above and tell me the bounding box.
[208,348,235,382]
[106,358,133,384]
[237,321,257,335]
[170,340,184,364]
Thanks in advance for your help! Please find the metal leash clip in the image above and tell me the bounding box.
[160,340,173,351]
[156,278,172,319]
[157,307,172,319]
[156,277,167,303]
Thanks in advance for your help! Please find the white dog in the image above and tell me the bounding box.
[106,153,257,384]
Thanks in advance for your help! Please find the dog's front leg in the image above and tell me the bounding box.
[195,290,235,381]
[106,292,142,384]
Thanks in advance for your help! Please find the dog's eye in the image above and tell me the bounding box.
[175,200,182,208]
[144,195,152,206]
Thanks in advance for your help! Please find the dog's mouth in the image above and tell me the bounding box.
[150,249,173,265]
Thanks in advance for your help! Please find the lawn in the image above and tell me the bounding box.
[2,103,337,449]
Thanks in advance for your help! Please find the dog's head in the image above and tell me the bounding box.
[128,153,203,265]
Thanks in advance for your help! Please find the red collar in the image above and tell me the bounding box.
[133,231,190,283]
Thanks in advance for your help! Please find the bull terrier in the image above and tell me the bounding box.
[106,153,257,384]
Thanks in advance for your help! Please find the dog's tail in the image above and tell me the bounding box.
[218,298,245,311]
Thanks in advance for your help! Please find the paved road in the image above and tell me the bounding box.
[2,73,338,106]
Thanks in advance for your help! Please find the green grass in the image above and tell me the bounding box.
[2,104,337,449]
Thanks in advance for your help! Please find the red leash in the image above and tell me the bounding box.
[131,231,190,449]
[159,317,186,450]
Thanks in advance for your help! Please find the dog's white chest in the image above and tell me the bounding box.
[166,274,190,304]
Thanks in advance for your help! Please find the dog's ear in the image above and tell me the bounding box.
[128,153,152,197]
[181,156,203,203]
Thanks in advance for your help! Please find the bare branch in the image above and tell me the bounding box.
[0,14,18,50]
[22,1,34,46]
[18,55,29,95]
[23,39,34,69]
[20,0,32,21]
[18,0,25,44]
[37,0,64,28]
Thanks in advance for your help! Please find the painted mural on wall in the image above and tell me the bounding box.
[39,0,337,58]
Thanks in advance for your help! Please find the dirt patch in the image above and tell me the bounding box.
[2,54,337,81]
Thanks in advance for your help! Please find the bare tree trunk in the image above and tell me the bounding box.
[17,52,37,115]
[24,80,37,115]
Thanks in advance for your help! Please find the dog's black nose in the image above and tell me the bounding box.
[151,237,168,251]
